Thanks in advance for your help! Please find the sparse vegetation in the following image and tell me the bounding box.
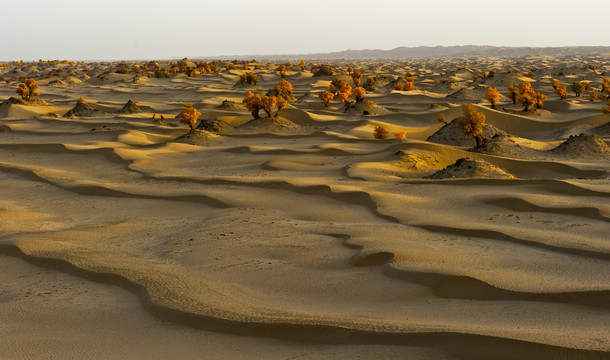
[373,126,389,139]
[178,104,202,131]
[16,78,39,100]
[484,87,500,109]
[240,71,259,86]
[457,104,486,146]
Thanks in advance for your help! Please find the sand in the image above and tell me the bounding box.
[0,56,609,360]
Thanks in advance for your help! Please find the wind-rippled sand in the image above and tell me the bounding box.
[1,57,609,359]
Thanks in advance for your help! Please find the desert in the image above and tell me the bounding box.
[0,53,609,359]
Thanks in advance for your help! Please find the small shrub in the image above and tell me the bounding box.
[555,86,568,100]
[320,91,334,107]
[590,89,598,102]
[552,79,560,90]
[352,87,366,102]
[351,70,363,86]
[243,91,263,119]
[395,131,407,139]
[16,78,40,100]
[438,114,447,124]
[298,60,306,70]
[484,87,500,109]
[240,71,259,86]
[571,81,585,97]
[373,126,389,139]
[506,84,517,105]
[275,97,288,116]
[457,104,486,146]
[178,104,202,131]
[261,95,278,117]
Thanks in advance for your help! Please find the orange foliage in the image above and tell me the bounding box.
[329,84,338,94]
[337,92,350,102]
[351,70,363,86]
[518,82,533,96]
[552,79,560,90]
[484,87,500,109]
[178,104,202,131]
[347,66,353,74]
[555,86,568,99]
[352,87,366,101]
[458,104,486,146]
[366,76,375,85]
[373,126,389,139]
[278,78,293,92]
[507,84,517,104]
[261,95,278,117]
[298,60,306,70]
[320,91,334,107]
[243,91,263,119]
[395,131,407,139]
[16,78,39,100]
[275,97,288,116]
[240,71,259,86]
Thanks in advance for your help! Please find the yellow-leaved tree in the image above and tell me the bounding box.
[179,104,202,131]
[457,104,486,147]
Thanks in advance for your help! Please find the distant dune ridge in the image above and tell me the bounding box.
[221,45,610,60]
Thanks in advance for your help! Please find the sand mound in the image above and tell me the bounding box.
[237,116,300,133]
[173,129,224,145]
[427,118,507,147]
[47,79,67,87]
[472,134,541,158]
[343,99,390,115]
[63,100,103,117]
[428,103,450,111]
[196,119,234,134]
[446,87,487,101]
[550,133,610,159]
[217,99,247,110]
[295,92,321,103]
[589,121,610,138]
[427,157,516,179]
[118,100,142,114]
[1,97,27,106]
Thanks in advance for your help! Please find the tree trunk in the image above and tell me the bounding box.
[475,135,484,147]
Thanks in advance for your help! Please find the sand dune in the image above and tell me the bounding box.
[0,56,609,359]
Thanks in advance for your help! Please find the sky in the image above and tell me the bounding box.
[2,0,608,61]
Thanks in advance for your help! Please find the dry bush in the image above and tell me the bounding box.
[351,70,363,86]
[275,97,288,116]
[16,78,39,100]
[373,126,389,139]
[552,79,560,90]
[484,87,500,109]
[261,95,278,117]
[240,71,259,86]
[179,104,202,131]
[590,89,598,102]
[438,114,447,124]
[243,91,263,119]
[457,104,486,146]
[556,86,568,99]
[352,87,366,102]
[395,131,407,139]
[320,91,334,107]
[506,84,517,104]
[571,81,585,97]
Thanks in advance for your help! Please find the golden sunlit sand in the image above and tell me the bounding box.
[0,56,609,359]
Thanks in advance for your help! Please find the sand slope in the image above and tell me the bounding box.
[1,56,609,360]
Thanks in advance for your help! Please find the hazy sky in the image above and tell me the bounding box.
[3,0,608,61]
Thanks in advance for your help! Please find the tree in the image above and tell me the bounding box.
[507,84,517,105]
[240,71,259,85]
[352,87,366,102]
[277,64,286,78]
[351,70,363,86]
[261,95,278,117]
[571,81,585,97]
[178,104,202,131]
[602,77,610,95]
[552,79,560,90]
[555,86,568,100]
[337,80,352,102]
[275,97,288,116]
[590,89,598,102]
[373,126,389,139]
[320,91,334,107]
[298,60,306,70]
[16,78,40,100]
[457,104,486,147]
[243,91,263,119]
[484,87,500,109]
